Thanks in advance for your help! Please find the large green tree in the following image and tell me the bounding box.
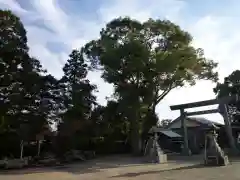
[213,70,240,153]
[0,10,45,132]
[84,17,218,155]
[214,70,240,123]
[91,101,129,139]
[56,49,97,153]
[0,10,58,157]
[38,74,65,124]
[61,49,97,121]
[0,9,29,124]
[159,119,172,128]
[89,101,130,154]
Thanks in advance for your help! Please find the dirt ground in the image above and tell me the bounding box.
[0,154,240,180]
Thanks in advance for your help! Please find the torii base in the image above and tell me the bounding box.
[204,155,229,166]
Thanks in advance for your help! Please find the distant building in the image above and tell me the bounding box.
[148,117,240,153]
[166,117,224,154]
[148,126,182,153]
[167,117,224,129]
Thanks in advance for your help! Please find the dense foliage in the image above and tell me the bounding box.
[84,17,218,154]
[214,70,240,123]
[0,10,218,157]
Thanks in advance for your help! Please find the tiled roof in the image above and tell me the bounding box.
[188,117,224,126]
[148,126,182,137]
[166,116,224,129]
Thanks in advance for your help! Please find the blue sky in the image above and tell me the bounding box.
[1,0,240,123]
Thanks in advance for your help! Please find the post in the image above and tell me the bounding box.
[222,104,238,154]
[180,109,190,155]
[20,140,24,160]
[37,140,41,156]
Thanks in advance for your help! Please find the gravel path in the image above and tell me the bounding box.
[0,155,240,180]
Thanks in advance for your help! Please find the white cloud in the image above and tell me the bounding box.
[1,0,240,123]
[98,0,186,23]
[158,14,240,122]
[29,43,67,78]
[0,0,27,13]
[190,16,240,79]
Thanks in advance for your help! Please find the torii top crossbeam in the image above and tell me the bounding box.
[170,95,239,111]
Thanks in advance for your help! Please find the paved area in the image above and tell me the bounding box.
[0,155,240,180]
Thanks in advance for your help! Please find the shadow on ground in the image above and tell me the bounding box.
[110,164,211,178]
[0,154,237,176]
[0,155,149,175]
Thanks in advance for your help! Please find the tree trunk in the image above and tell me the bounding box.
[20,140,24,159]
[143,105,158,131]
[130,119,141,155]
[130,107,142,156]
[37,140,41,156]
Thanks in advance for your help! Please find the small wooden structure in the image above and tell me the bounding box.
[170,95,239,155]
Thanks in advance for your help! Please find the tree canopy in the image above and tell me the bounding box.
[84,17,218,154]
[0,10,220,157]
[214,70,240,123]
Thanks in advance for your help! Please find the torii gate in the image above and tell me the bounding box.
[170,95,239,155]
